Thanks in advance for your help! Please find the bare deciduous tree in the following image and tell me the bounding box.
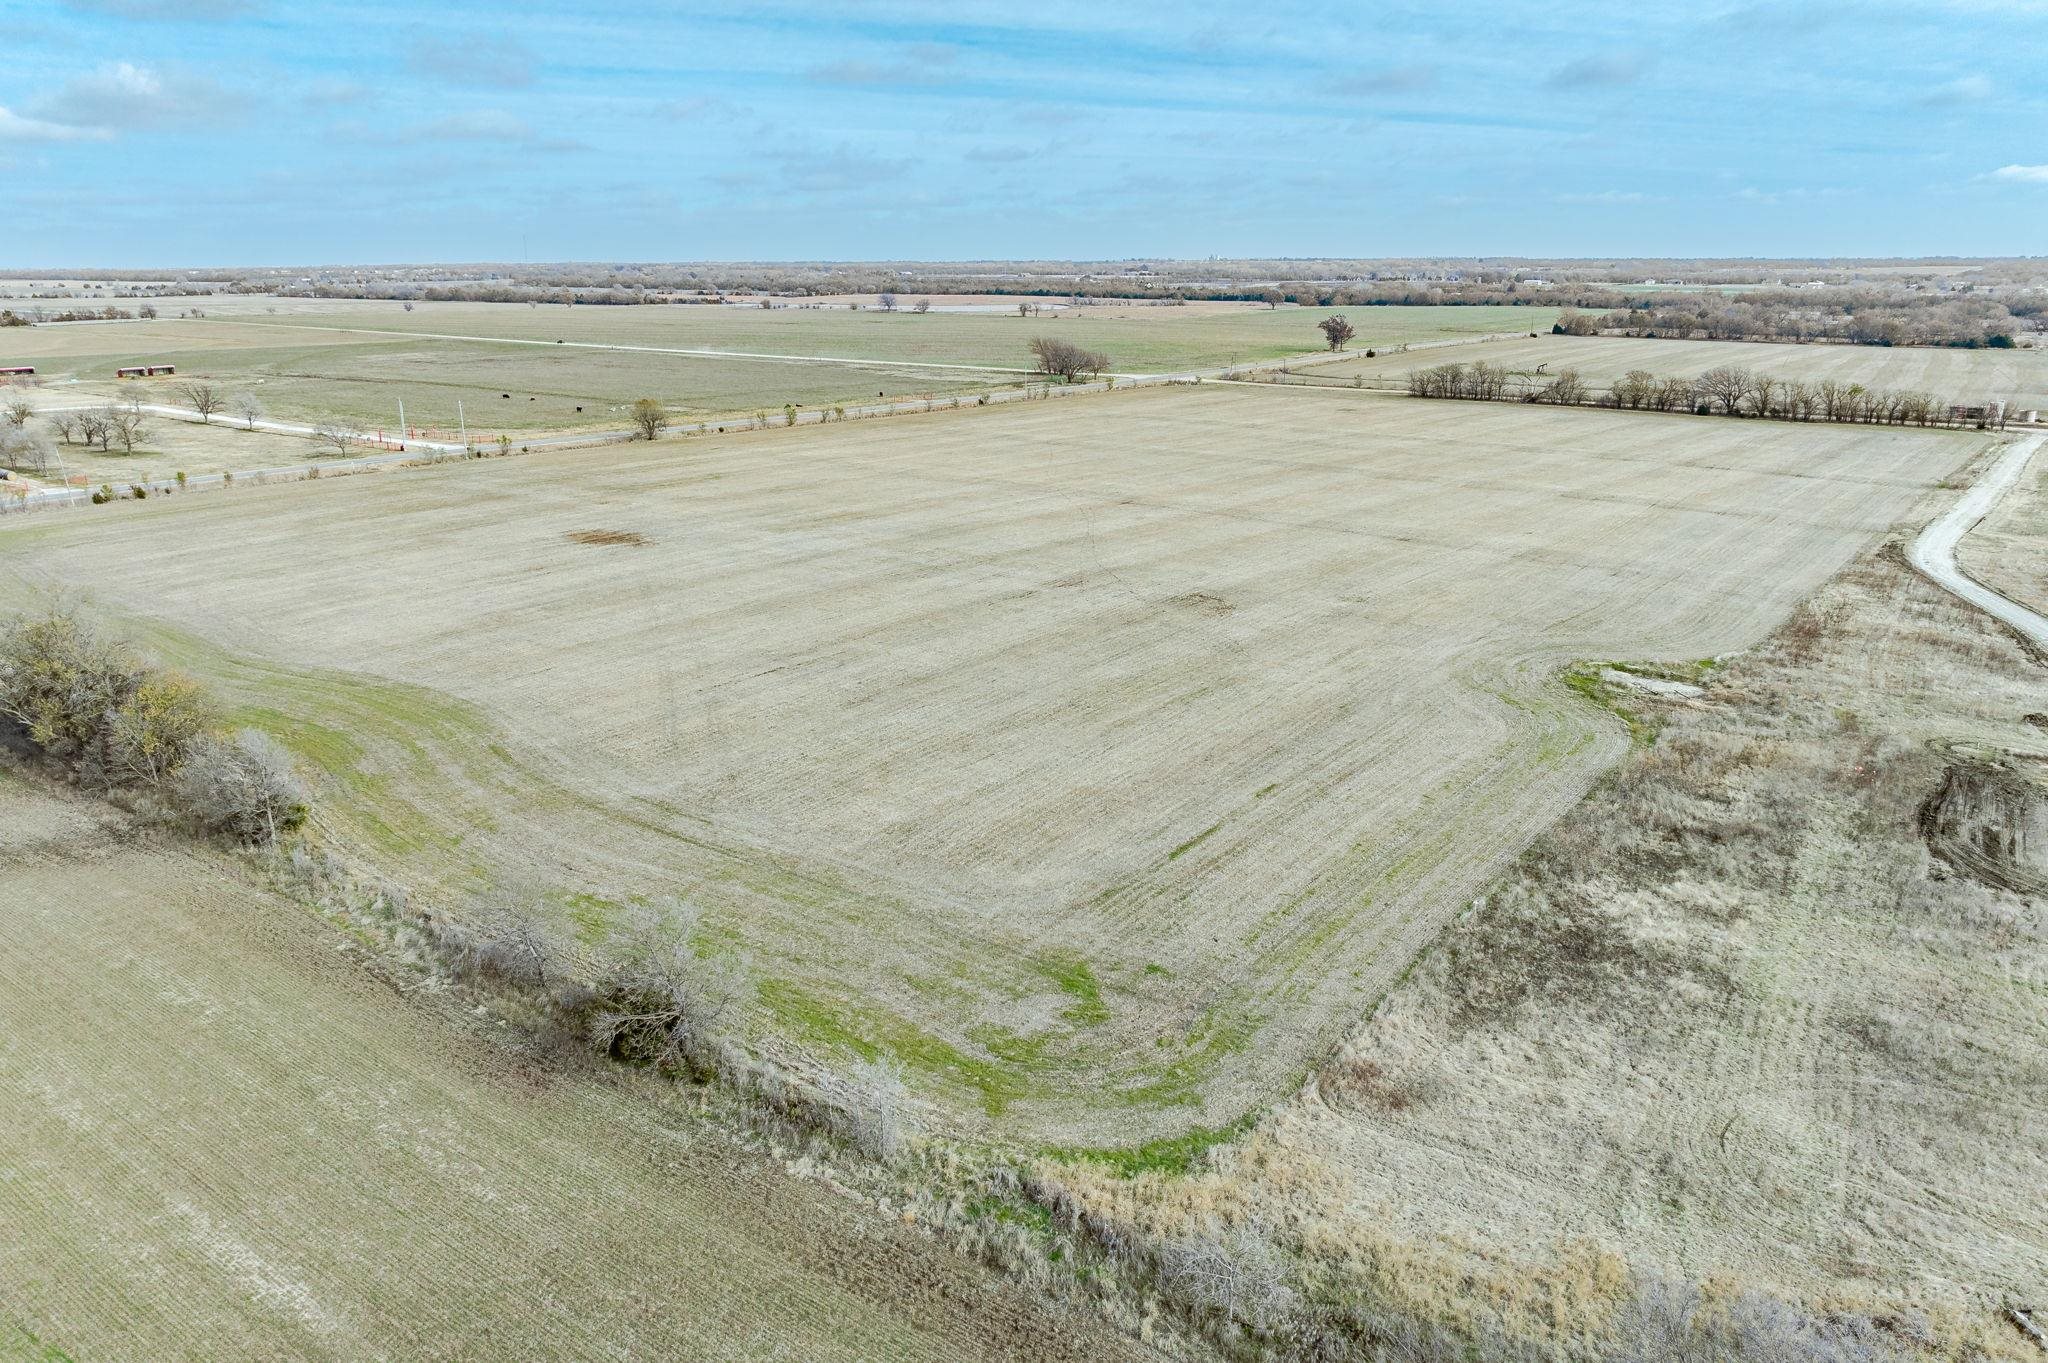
[76,408,112,451]
[1317,315,1356,351]
[630,397,669,440]
[1656,376,1698,412]
[311,419,356,457]
[107,403,149,454]
[231,392,264,430]
[877,292,898,312]
[912,297,931,314]
[0,423,58,474]
[175,381,224,423]
[3,398,31,428]
[1695,365,1751,416]
[1611,369,1658,410]
[1029,336,1110,383]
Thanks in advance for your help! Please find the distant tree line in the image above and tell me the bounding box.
[1572,290,2027,348]
[1407,360,2012,428]
[0,305,140,325]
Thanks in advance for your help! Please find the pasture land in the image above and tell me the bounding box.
[2,322,994,438]
[0,386,1976,1139]
[0,776,1152,1363]
[1,301,1558,436]
[1072,509,2048,1357]
[5,386,338,484]
[1309,332,2048,411]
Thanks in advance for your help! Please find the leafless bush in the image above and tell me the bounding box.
[173,729,309,843]
[1150,1224,1298,1335]
[450,897,571,995]
[1030,336,1110,382]
[1532,368,1589,405]
[583,906,747,1079]
[835,1055,909,1161]
[1606,1278,1899,1363]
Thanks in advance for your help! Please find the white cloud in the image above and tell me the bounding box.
[0,104,113,143]
[27,61,245,134]
[1990,163,2048,182]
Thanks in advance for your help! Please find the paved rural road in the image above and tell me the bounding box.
[1908,432,2048,648]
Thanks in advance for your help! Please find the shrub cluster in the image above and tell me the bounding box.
[1029,336,1111,382]
[415,893,912,1158]
[0,609,308,842]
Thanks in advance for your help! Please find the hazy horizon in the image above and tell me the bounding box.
[4,1,2047,267]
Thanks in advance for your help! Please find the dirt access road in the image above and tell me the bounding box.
[1910,433,2048,646]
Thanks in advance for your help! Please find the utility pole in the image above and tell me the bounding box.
[458,399,467,451]
[397,397,405,444]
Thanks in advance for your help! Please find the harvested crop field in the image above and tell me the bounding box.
[1062,518,2048,1357]
[0,774,1154,1363]
[0,386,1983,1139]
[1310,333,2048,411]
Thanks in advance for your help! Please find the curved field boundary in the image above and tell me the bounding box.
[1909,434,2048,648]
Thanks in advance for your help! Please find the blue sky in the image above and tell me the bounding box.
[3,0,2046,266]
